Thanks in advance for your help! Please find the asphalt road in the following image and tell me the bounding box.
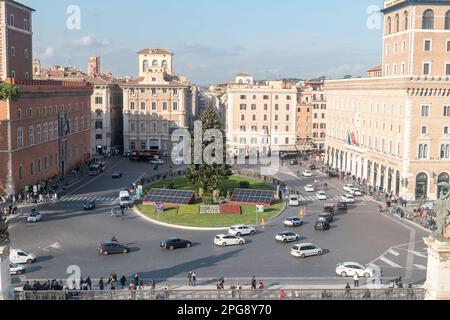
[8,157,430,288]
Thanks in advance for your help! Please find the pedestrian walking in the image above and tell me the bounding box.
[134,273,139,286]
[353,274,360,288]
[120,274,127,289]
[344,283,351,299]
[251,276,257,290]
[150,279,156,296]
[86,276,92,290]
[129,281,137,300]
[99,277,104,291]
[192,271,197,286]
[188,271,193,286]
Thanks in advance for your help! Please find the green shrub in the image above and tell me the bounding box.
[239,181,250,189]
[178,205,199,216]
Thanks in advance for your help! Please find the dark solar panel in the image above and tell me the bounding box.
[231,189,274,205]
[144,189,195,205]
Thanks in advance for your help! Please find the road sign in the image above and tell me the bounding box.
[256,205,265,213]
[155,203,164,213]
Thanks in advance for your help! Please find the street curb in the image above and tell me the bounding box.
[132,200,288,232]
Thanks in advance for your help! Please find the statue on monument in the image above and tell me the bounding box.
[432,182,450,242]
[0,210,9,245]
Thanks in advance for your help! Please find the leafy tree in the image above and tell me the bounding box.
[186,107,232,195]
[0,83,20,101]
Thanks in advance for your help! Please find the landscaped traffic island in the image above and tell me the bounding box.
[136,176,285,228]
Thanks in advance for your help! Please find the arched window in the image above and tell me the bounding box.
[18,165,23,180]
[387,16,392,35]
[415,172,428,200]
[445,10,450,30]
[162,60,168,68]
[142,60,149,72]
[404,11,409,30]
[152,60,158,67]
[395,14,400,32]
[422,9,434,29]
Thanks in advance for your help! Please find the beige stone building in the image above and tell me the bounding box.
[226,74,298,157]
[325,0,450,201]
[120,48,198,154]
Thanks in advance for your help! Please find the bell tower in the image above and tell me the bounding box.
[381,0,450,77]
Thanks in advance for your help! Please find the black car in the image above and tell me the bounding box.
[323,204,335,214]
[160,238,192,250]
[315,220,330,231]
[309,164,316,170]
[112,171,123,179]
[337,202,348,211]
[318,213,333,223]
[83,199,96,210]
[98,242,129,256]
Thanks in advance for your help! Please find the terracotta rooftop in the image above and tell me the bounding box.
[138,48,173,55]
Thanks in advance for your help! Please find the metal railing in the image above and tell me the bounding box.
[14,288,425,301]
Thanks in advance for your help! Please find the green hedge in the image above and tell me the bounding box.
[178,205,199,216]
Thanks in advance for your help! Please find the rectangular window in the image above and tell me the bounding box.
[251,104,256,110]
[241,114,245,121]
[95,96,103,104]
[130,122,135,132]
[95,134,103,140]
[240,95,246,99]
[152,102,157,110]
[421,105,430,117]
[423,63,431,75]
[173,102,178,111]
[275,104,279,111]
[9,15,14,26]
[163,102,167,110]
[140,102,146,111]
[446,63,450,76]
[17,128,23,148]
[140,142,147,150]
[424,40,432,51]
[240,104,246,110]
[447,40,450,52]
[263,95,269,100]
[445,126,449,135]
[36,126,41,144]
[402,40,406,53]
[95,121,103,130]
[444,106,450,116]
[264,104,268,111]
[130,102,135,110]
[24,19,28,30]
[421,126,428,134]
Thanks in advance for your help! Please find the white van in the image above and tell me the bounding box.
[289,194,300,206]
[119,191,133,208]
[10,249,36,264]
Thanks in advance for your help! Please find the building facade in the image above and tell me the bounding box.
[121,48,197,155]
[88,56,100,77]
[325,0,450,201]
[0,0,34,80]
[227,74,298,157]
[296,80,327,150]
[0,78,93,196]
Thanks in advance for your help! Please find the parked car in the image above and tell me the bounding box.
[275,231,300,244]
[83,199,96,210]
[304,185,315,192]
[214,234,245,247]
[336,262,375,278]
[150,158,164,165]
[228,225,256,236]
[289,194,300,206]
[98,242,129,256]
[10,262,26,275]
[318,212,334,223]
[303,170,313,177]
[283,217,304,227]
[112,171,123,179]
[9,249,36,265]
[341,194,355,203]
[160,238,192,250]
[27,210,42,222]
[291,243,323,258]
[314,220,330,231]
[316,191,327,200]
[309,164,316,170]
[343,184,354,192]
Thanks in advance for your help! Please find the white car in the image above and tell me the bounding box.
[27,211,42,222]
[304,185,315,192]
[291,243,323,258]
[349,187,362,196]
[150,158,164,165]
[289,194,300,206]
[336,262,375,278]
[275,232,300,244]
[9,249,37,265]
[341,194,355,203]
[10,262,26,275]
[283,217,304,227]
[214,234,245,247]
[228,225,256,236]
[343,184,354,192]
[303,170,313,177]
[316,191,327,200]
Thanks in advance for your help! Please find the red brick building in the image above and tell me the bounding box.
[0,0,94,197]
[0,79,93,195]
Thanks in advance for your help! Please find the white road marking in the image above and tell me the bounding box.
[388,249,400,257]
[413,264,427,270]
[379,256,402,268]
[408,250,427,258]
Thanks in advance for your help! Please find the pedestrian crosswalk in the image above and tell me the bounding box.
[295,195,373,202]
[61,196,119,203]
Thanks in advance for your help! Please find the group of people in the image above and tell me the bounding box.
[251,276,265,290]
[22,280,64,291]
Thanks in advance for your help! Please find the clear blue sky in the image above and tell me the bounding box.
[23,0,384,85]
